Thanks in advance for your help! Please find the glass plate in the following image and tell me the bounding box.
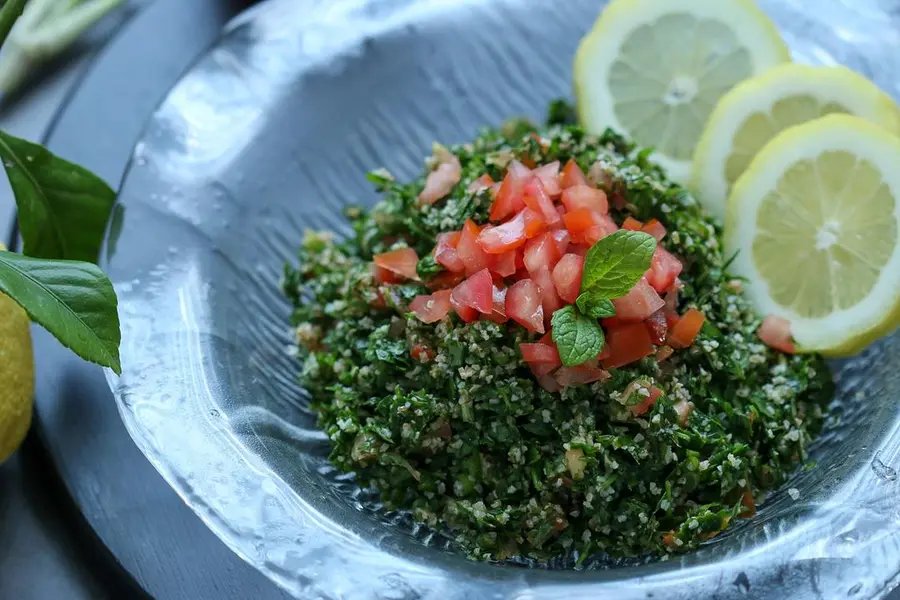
[105,0,900,597]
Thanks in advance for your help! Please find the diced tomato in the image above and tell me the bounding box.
[642,218,666,242]
[601,322,655,369]
[426,270,465,291]
[524,179,561,225]
[409,290,452,324]
[450,269,493,315]
[597,344,611,360]
[478,211,529,254]
[560,159,588,189]
[629,385,664,416]
[533,161,561,198]
[506,279,545,333]
[646,247,683,293]
[550,229,570,256]
[453,303,479,323]
[663,289,679,326]
[488,248,517,277]
[537,374,562,393]
[612,278,665,322]
[552,254,584,304]
[374,248,420,281]
[373,263,402,285]
[563,208,617,245]
[555,365,610,387]
[655,345,674,363]
[523,232,561,275]
[645,310,668,345]
[483,285,509,324]
[674,400,694,426]
[418,157,461,205]
[561,185,609,215]
[522,207,549,238]
[601,316,621,328]
[758,315,796,354]
[457,220,490,275]
[741,490,757,517]
[622,217,644,231]
[411,343,436,362]
[467,173,494,193]
[533,266,563,321]
[667,308,706,349]
[520,341,561,364]
[434,231,465,273]
[570,244,590,257]
[490,160,530,221]
[530,362,559,377]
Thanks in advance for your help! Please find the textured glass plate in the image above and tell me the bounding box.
[105,0,900,598]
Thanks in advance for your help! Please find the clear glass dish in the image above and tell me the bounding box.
[105,0,900,597]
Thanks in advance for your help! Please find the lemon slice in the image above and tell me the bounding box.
[726,115,900,356]
[692,64,900,221]
[574,0,789,184]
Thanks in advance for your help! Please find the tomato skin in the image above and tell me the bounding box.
[561,185,609,215]
[533,266,564,323]
[561,159,588,189]
[426,270,465,291]
[488,248,518,277]
[373,263,402,285]
[555,365,610,387]
[467,173,494,193]
[563,208,618,245]
[536,374,562,392]
[524,179,562,225]
[434,231,465,272]
[552,253,584,304]
[522,207,549,238]
[483,285,509,324]
[523,232,561,275]
[551,229,571,256]
[490,160,530,221]
[409,289,452,324]
[411,343,436,362]
[451,268,494,314]
[629,385,664,416]
[642,218,666,242]
[757,315,796,354]
[601,322,656,369]
[457,219,491,275]
[478,211,529,254]
[419,156,461,205]
[533,161,561,198]
[520,341,561,364]
[506,279,545,333]
[646,247,683,293]
[622,217,644,231]
[612,278,666,322]
[667,308,706,349]
[374,248,420,281]
[645,310,668,345]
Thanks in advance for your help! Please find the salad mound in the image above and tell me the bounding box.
[283,107,832,562]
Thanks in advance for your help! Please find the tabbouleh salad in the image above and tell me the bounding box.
[282,103,833,563]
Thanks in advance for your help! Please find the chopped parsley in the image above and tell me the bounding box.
[283,105,832,563]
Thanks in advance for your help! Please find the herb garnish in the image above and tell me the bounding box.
[552,230,656,366]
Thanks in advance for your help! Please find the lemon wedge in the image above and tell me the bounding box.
[574,0,789,183]
[726,115,900,356]
[692,64,900,220]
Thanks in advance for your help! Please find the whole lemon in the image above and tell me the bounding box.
[0,242,33,464]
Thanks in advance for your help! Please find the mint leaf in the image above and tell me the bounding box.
[551,305,605,367]
[0,250,121,373]
[581,230,656,299]
[576,295,616,319]
[0,131,116,263]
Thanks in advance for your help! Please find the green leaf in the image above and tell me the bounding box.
[581,230,656,299]
[0,250,121,374]
[416,254,444,280]
[576,295,616,319]
[551,305,605,367]
[0,130,116,263]
[0,0,26,48]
